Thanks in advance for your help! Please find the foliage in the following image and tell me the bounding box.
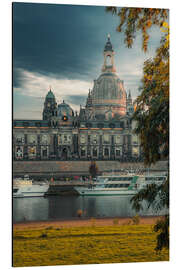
[89,161,99,179]
[77,209,83,218]
[106,6,169,251]
[106,7,168,52]
[133,40,169,165]
[132,214,140,225]
[13,224,169,267]
[131,176,169,212]
[154,215,169,252]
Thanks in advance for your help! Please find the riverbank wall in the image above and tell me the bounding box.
[13,160,168,179]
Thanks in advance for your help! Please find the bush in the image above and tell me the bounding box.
[132,214,140,225]
[77,209,83,218]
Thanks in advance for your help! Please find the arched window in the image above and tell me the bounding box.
[106,55,111,66]
[93,147,97,157]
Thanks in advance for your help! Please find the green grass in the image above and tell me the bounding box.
[13,224,169,267]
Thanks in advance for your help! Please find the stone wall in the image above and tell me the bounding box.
[13,160,168,179]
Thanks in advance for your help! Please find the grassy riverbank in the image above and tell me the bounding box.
[13,218,169,267]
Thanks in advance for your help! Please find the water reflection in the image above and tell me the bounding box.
[13,195,167,223]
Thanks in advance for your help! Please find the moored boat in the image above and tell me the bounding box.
[74,174,167,196]
[13,175,49,198]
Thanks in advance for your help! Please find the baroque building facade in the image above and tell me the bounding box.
[13,36,141,161]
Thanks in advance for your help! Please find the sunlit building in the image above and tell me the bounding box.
[13,36,141,161]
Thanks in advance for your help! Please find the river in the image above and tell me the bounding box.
[13,195,167,223]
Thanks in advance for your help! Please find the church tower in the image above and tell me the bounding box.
[126,90,134,115]
[43,88,57,120]
[102,34,116,73]
[86,35,127,118]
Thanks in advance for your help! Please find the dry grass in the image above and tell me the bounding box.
[13,223,169,267]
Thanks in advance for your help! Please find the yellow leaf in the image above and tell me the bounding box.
[163,22,169,28]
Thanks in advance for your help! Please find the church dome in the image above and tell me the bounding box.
[57,100,74,118]
[87,35,127,117]
[92,73,123,100]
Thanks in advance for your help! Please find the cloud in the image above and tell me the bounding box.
[13,3,167,119]
[14,68,92,114]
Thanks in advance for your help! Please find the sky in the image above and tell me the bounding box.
[13,2,166,119]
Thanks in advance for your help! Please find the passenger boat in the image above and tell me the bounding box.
[74,174,167,196]
[13,175,49,198]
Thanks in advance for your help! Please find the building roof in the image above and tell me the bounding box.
[104,35,113,52]
[58,100,74,117]
[46,89,55,99]
[13,119,49,128]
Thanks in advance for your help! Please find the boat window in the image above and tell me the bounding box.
[13,188,19,193]
[145,176,165,181]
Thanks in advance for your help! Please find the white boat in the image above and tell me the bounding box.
[74,174,167,196]
[13,175,49,198]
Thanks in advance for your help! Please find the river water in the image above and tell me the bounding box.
[13,195,167,223]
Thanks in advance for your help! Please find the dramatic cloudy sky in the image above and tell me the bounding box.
[13,2,165,119]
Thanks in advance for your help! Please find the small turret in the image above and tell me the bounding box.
[126,90,134,115]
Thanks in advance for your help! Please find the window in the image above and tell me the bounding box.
[42,146,48,157]
[93,147,97,157]
[81,147,86,157]
[109,123,115,128]
[103,134,110,144]
[15,146,23,159]
[62,134,71,144]
[15,134,24,144]
[116,135,122,144]
[104,148,109,156]
[106,55,111,66]
[120,121,124,128]
[28,134,37,144]
[80,134,86,144]
[86,122,92,128]
[41,134,49,145]
[28,146,36,158]
[92,134,98,144]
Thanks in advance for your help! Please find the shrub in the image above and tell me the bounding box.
[132,214,140,225]
[77,209,83,218]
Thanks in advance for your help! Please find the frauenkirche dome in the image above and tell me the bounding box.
[86,35,127,119]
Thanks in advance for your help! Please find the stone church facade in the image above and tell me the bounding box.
[13,36,141,161]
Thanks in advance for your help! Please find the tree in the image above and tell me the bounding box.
[89,161,99,179]
[106,7,169,251]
